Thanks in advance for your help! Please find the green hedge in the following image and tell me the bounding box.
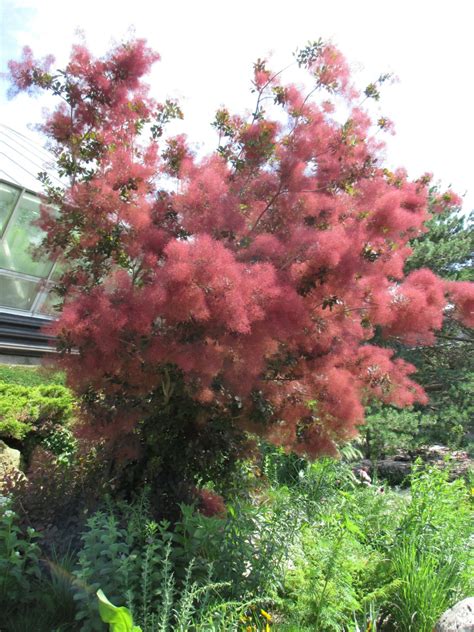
[0,381,73,441]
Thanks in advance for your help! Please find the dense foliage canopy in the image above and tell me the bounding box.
[7,39,473,459]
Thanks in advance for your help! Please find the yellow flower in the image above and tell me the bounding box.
[260,609,272,621]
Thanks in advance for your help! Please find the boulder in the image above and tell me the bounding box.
[0,439,21,472]
[377,458,412,485]
[434,597,474,632]
[0,440,24,491]
[354,445,473,487]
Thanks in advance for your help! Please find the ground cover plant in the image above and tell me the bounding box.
[0,364,65,387]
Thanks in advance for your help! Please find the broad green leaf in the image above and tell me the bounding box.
[96,589,142,632]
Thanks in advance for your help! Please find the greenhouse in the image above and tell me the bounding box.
[0,125,59,357]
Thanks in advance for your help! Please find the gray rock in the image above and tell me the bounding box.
[0,439,21,472]
[0,440,25,491]
[375,458,412,485]
[434,598,474,632]
[354,446,473,486]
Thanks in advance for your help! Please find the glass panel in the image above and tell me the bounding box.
[36,286,62,316]
[0,182,20,235]
[49,258,67,282]
[0,192,54,277]
[0,274,40,311]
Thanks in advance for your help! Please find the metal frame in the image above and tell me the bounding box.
[0,311,57,357]
[0,181,22,239]
[0,178,57,319]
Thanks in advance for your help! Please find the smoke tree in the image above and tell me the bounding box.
[371,203,474,453]
[7,39,473,476]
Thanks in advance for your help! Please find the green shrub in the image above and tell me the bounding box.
[73,504,263,632]
[0,495,42,614]
[261,443,361,524]
[3,433,471,632]
[72,484,295,630]
[175,486,301,599]
[0,381,74,460]
[73,500,221,631]
[73,510,145,631]
[1,497,79,632]
[284,516,363,630]
[358,406,426,460]
[360,380,474,459]
[281,488,402,632]
[341,485,407,553]
[96,585,271,632]
[397,461,472,562]
[5,547,79,632]
[272,452,411,630]
[10,445,110,547]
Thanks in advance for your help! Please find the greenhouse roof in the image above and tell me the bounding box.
[0,124,60,193]
[0,126,61,325]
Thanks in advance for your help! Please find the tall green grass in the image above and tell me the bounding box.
[0,364,65,387]
[387,461,473,631]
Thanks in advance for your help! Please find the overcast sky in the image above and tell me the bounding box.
[1,0,473,213]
